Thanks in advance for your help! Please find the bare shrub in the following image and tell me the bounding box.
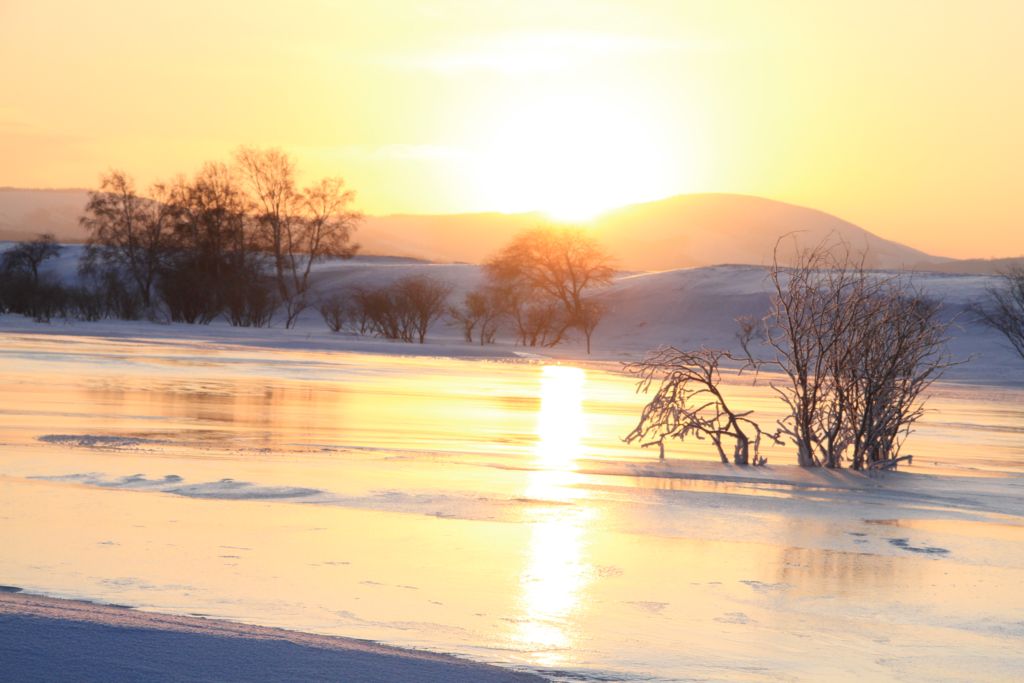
[349,276,452,343]
[450,287,506,345]
[95,271,145,321]
[739,239,956,469]
[157,260,223,324]
[319,292,354,333]
[974,267,1024,360]
[842,293,950,469]
[223,262,279,328]
[0,237,67,322]
[2,233,61,285]
[625,347,776,464]
[575,298,605,355]
[394,275,453,344]
[64,285,105,322]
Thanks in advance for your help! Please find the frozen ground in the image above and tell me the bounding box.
[0,329,1022,681]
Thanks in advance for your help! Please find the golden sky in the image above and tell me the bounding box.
[1,1,1021,257]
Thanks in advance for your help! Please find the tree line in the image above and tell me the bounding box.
[0,149,360,326]
[0,152,616,350]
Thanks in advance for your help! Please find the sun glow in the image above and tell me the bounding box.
[472,94,685,222]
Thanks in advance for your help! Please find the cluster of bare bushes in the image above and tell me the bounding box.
[0,233,142,323]
[627,242,957,470]
[318,226,614,350]
[5,148,361,328]
[319,275,453,343]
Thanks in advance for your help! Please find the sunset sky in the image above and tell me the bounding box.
[1,1,1021,257]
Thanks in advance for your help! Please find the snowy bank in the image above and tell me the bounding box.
[8,247,1024,385]
[0,591,543,682]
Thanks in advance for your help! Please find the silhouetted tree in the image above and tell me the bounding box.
[222,257,279,327]
[576,298,605,355]
[80,172,173,309]
[485,227,613,351]
[395,275,453,344]
[319,292,353,333]
[0,234,67,322]
[158,163,250,323]
[1,233,61,285]
[235,147,361,327]
[450,287,506,345]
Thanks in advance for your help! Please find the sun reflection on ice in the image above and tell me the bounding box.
[533,365,586,473]
[512,365,595,666]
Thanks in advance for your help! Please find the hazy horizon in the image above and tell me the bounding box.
[2,1,1023,258]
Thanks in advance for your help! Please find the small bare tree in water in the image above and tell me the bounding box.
[624,347,775,465]
[626,239,957,470]
[738,238,956,469]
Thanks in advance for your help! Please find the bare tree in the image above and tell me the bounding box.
[625,347,774,465]
[235,147,361,327]
[449,295,481,342]
[393,275,452,344]
[319,292,353,332]
[739,238,955,469]
[157,163,251,324]
[843,293,951,469]
[486,227,612,351]
[1,233,61,284]
[450,287,507,345]
[511,297,566,347]
[575,298,606,355]
[0,235,67,323]
[474,288,505,345]
[234,147,296,288]
[975,267,1024,360]
[347,276,451,343]
[80,172,173,308]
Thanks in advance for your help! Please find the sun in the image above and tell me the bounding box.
[471,93,685,222]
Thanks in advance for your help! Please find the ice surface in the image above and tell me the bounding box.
[1,290,1023,681]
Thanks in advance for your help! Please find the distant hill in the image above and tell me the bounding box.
[356,193,946,270]
[0,188,90,243]
[589,193,944,271]
[0,186,985,272]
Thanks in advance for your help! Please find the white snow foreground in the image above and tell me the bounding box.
[0,591,543,682]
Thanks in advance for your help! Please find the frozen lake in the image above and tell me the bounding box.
[1,329,1022,681]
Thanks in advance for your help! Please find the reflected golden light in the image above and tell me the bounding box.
[533,365,586,471]
[512,365,593,664]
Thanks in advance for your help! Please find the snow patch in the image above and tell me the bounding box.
[38,434,166,449]
[30,473,322,501]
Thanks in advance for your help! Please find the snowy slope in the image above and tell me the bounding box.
[13,245,1020,385]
